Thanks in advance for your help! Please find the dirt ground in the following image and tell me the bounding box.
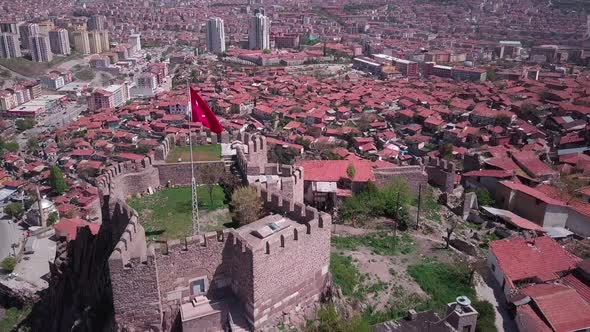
[332,223,463,310]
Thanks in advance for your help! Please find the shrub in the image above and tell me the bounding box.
[230,186,263,226]
[467,187,494,206]
[340,178,411,227]
[15,118,35,131]
[47,211,59,226]
[4,202,23,219]
[1,257,17,272]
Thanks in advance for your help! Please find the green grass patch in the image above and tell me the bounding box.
[412,185,441,222]
[330,253,364,298]
[407,259,475,310]
[0,306,31,332]
[473,300,497,332]
[332,232,415,256]
[127,186,227,241]
[166,144,222,163]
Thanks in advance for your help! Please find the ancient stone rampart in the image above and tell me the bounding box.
[107,200,161,331]
[107,178,330,331]
[423,156,456,193]
[95,155,160,199]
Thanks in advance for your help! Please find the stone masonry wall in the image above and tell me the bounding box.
[107,200,162,331]
[155,161,226,186]
[248,185,332,329]
[423,156,456,194]
[95,155,161,200]
[154,231,240,330]
[374,165,428,196]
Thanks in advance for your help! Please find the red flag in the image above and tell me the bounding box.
[189,87,223,134]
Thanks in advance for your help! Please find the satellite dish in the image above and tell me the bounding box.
[456,296,471,307]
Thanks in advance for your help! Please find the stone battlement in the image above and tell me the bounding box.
[108,200,152,267]
[421,156,457,193]
[423,156,456,173]
[233,133,268,175]
[95,155,155,194]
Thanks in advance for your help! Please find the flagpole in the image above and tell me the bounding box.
[188,80,201,235]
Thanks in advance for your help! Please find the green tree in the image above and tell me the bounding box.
[230,186,263,226]
[49,165,68,194]
[27,136,39,153]
[47,211,59,226]
[262,48,271,54]
[1,257,17,272]
[15,118,35,131]
[4,141,19,152]
[495,114,511,126]
[441,143,454,160]
[200,163,225,205]
[4,203,23,219]
[145,54,152,62]
[135,144,151,154]
[346,164,356,180]
[520,103,538,117]
[468,187,494,206]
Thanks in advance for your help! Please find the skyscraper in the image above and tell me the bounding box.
[206,17,226,53]
[128,33,141,55]
[19,23,40,49]
[0,22,20,35]
[248,11,270,50]
[29,34,53,62]
[88,31,102,54]
[73,31,91,55]
[0,33,21,59]
[88,15,107,31]
[98,30,110,51]
[48,29,71,55]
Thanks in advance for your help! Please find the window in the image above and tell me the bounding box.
[491,264,496,272]
[189,278,207,296]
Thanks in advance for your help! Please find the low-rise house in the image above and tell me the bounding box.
[495,181,569,229]
[296,159,374,210]
[487,236,579,296]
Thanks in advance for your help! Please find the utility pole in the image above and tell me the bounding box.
[394,191,400,239]
[416,184,422,230]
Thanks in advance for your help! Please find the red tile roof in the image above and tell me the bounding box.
[54,218,100,241]
[490,236,580,284]
[499,181,566,206]
[296,160,374,182]
[516,304,552,332]
[533,287,590,332]
[463,169,513,178]
[562,274,590,304]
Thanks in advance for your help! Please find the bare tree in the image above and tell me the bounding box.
[200,163,225,205]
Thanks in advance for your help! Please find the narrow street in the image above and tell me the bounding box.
[474,272,518,332]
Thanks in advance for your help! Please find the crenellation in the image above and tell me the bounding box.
[103,129,329,331]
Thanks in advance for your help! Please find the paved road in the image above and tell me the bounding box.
[0,219,23,261]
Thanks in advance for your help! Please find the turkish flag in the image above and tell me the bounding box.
[189,87,223,134]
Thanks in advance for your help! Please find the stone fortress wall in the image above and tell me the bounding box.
[101,129,330,331]
[374,156,456,195]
